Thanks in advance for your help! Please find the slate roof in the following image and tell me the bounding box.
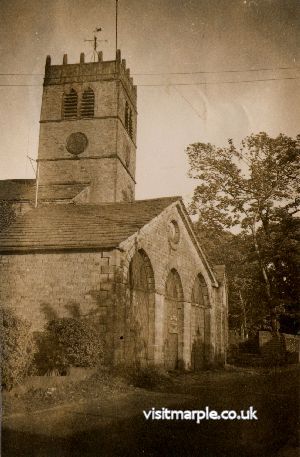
[0,179,89,202]
[38,183,89,201]
[0,179,35,201]
[0,197,180,252]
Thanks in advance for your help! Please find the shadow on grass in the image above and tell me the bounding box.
[2,397,297,457]
[3,368,298,457]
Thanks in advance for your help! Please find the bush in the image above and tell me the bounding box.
[35,318,104,374]
[0,307,36,390]
[113,364,171,389]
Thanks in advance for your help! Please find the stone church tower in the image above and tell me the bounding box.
[0,49,228,371]
[37,50,137,203]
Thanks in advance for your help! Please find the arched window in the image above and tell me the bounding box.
[125,101,129,131]
[80,88,95,118]
[129,109,133,139]
[191,274,208,307]
[125,101,134,139]
[191,274,210,370]
[63,89,78,119]
[164,269,184,370]
[126,250,155,365]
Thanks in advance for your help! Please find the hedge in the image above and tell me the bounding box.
[1,307,36,390]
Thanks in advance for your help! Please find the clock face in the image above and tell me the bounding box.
[66,132,88,155]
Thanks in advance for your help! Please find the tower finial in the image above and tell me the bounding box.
[45,55,51,67]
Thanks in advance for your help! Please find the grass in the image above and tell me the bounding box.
[2,365,299,457]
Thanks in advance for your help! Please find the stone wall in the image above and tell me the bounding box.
[38,64,136,204]
[0,249,119,363]
[0,202,228,369]
[39,118,118,162]
[213,285,228,364]
[41,80,118,122]
[259,330,300,362]
[117,201,227,369]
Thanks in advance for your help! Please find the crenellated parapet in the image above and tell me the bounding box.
[44,49,137,102]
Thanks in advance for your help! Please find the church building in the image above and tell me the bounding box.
[0,50,228,370]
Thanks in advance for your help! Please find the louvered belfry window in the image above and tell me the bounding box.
[125,101,129,130]
[80,88,95,118]
[63,89,78,119]
[125,101,133,140]
[129,110,133,139]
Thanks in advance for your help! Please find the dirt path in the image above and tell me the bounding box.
[2,390,194,437]
[2,366,299,457]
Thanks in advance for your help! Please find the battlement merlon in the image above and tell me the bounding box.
[44,49,137,102]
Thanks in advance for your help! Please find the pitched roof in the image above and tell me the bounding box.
[0,179,89,202]
[0,179,35,201]
[0,197,180,252]
[38,183,89,201]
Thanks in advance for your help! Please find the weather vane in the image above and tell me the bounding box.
[84,27,108,62]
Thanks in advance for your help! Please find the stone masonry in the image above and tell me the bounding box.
[38,50,136,203]
[0,199,228,369]
[0,50,228,370]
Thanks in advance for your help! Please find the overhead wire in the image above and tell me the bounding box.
[137,76,300,86]
[0,75,299,87]
[0,65,299,77]
[133,66,300,76]
[173,86,205,121]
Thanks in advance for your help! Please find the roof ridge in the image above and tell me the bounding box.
[71,195,182,207]
[22,196,182,211]
[0,179,36,183]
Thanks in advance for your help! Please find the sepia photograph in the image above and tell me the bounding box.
[0,1,299,456]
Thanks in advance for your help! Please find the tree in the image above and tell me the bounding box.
[187,132,300,332]
[193,220,272,337]
[257,209,300,333]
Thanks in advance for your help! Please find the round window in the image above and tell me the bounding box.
[168,220,180,246]
[66,132,88,155]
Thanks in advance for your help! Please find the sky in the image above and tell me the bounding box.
[0,0,299,200]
